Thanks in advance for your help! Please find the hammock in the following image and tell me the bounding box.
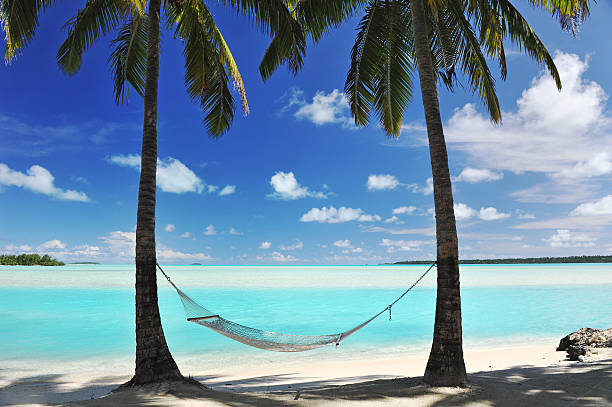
[157,262,434,352]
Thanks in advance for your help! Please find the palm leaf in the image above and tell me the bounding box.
[108,15,147,104]
[169,0,237,136]
[56,0,135,75]
[1,0,52,63]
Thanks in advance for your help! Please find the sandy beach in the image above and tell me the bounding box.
[2,341,611,406]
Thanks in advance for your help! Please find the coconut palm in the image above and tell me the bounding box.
[2,0,305,385]
[268,0,592,387]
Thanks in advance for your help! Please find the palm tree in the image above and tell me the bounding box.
[2,0,305,385]
[279,0,592,386]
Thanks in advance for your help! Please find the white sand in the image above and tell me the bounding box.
[1,341,611,406]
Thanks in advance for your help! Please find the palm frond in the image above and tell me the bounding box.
[345,0,383,127]
[169,0,237,136]
[1,0,52,63]
[220,0,306,80]
[108,15,147,104]
[441,1,501,122]
[57,0,133,75]
[371,0,414,136]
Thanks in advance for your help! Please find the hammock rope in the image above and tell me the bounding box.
[157,262,435,352]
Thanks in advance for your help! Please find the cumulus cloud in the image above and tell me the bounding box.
[219,185,236,196]
[109,154,204,194]
[259,241,272,249]
[367,174,400,191]
[279,239,303,250]
[38,240,67,250]
[268,171,327,200]
[393,206,418,215]
[270,251,298,262]
[0,163,89,202]
[379,238,428,252]
[543,229,596,247]
[287,88,355,128]
[203,225,217,236]
[556,152,612,180]
[454,203,477,221]
[478,207,511,221]
[179,232,191,238]
[164,224,176,232]
[570,195,612,216]
[454,203,510,221]
[300,206,381,224]
[455,167,503,183]
[384,215,401,223]
[333,239,352,248]
[229,227,243,236]
[438,52,611,180]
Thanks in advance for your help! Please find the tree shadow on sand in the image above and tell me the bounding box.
[1,359,610,406]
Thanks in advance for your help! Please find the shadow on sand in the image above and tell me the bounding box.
[1,360,610,406]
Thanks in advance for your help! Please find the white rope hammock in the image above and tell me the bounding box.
[157,262,435,352]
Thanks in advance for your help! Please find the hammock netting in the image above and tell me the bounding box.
[158,263,434,352]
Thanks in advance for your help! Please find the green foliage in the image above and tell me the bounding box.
[0,253,65,266]
[391,255,612,265]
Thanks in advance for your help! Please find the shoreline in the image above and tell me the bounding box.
[3,339,610,406]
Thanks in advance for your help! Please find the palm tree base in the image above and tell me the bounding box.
[117,374,203,390]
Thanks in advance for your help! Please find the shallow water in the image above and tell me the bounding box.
[1,264,611,368]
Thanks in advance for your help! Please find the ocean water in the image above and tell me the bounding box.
[1,264,611,369]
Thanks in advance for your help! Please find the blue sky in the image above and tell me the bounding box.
[1,2,612,264]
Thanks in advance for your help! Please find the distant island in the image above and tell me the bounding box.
[388,255,612,265]
[0,253,65,266]
[191,263,203,265]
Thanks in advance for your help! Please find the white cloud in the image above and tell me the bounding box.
[37,240,67,250]
[108,154,141,167]
[455,168,503,183]
[384,215,401,223]
[109,154,204,194]
[219,185,236,196]
[164,224,176,232]
[207,185,219,193]
[271,251,298,262]
[292,89,355,128]
[179,232,191,238]
[478,207,511,221]
[157,247,211,261]
[300,206,381,224]
[543,229,596,247]
[454,203,477,221]
[428,52,612,184]
[367,174,400,191]
[279,239,303,251]
[379,238,428,252]
[203,225,217,236]
[556,152,612,180]
[268,171,326,200]
[454,203,510,221]
[570,195,612,216]
[0,163,89,202]
[229,227,243,236]
[516,209,536,219]
[333,239,352,248]
[514,214,612,230]
[393,206,418,215]
[98,231,136,258]
[420,178,433,195]
[259,241,272,249]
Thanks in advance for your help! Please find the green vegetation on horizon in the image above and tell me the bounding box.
[0,254,65,266]
[389,256,612,265]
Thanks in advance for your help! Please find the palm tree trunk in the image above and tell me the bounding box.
[126,0,183,385]
[411,0,467,387]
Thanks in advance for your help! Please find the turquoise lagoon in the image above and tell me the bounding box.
[1,264,611,368]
